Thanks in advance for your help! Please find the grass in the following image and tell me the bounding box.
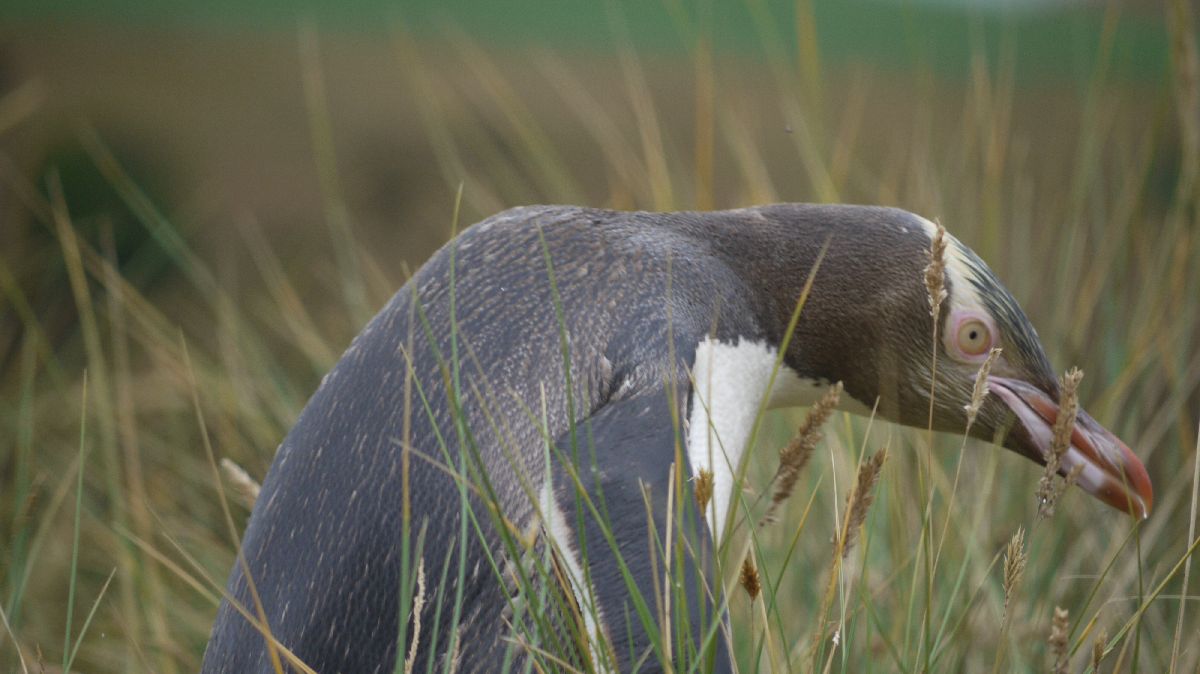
[1,1,1199,671]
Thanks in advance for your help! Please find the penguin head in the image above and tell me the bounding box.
[766,207,1152,519]
[926,235,1151,519]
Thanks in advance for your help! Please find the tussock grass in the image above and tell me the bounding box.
[1,3,1198,673]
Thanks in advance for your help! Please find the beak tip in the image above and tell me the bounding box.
[1120,441,1153,520]
[990,376,1154,520]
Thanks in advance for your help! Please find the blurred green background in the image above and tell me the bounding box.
[0,0,1174,80]
[0,0,1185,347]
[1,1,1197,672]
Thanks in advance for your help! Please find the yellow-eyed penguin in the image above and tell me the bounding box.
[201,204,1153,673]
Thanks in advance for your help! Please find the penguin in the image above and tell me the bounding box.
[200,204,1153,674]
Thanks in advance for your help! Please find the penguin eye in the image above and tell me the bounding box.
[955,318,992,357]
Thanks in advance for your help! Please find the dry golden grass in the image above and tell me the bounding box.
[0,4,1197,672]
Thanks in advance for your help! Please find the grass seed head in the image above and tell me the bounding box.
[1003,527,1027,617]
[1064,463,1084,489]
[1037,368,1084,519]
[739,554,761,600]
[1092,628,1107,671]
[219,457,261,510]
[1051,368,1083,460]
[760,382,842,527]
[694,468,714,517]
[403,556,427,674]
[837,448,887,559]
[964,347,1002,429]
[1049,606,1070,674]
[925,222,948,319]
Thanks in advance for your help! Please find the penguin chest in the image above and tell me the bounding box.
[685,336,869,544]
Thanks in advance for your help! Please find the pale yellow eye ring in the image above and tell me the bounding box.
[956,318,992,356]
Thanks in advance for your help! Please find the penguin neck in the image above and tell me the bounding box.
[688,205,930,426]
[685,336,866,546]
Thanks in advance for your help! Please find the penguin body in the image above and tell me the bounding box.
[201,204,1151,673]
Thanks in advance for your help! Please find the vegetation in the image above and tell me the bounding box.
[1,1,1197,671]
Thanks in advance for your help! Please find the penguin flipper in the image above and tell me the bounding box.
[544,387,733,674]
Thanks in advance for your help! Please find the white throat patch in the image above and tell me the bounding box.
[687,337,869,544]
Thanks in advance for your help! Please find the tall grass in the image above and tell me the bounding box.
[1,2,1198,672]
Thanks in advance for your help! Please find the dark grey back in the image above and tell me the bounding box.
[201,204,971,673]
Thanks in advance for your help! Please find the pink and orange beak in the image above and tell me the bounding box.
[989,376,1153,519]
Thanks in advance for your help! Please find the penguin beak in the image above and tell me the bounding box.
[988,376,1153,519]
